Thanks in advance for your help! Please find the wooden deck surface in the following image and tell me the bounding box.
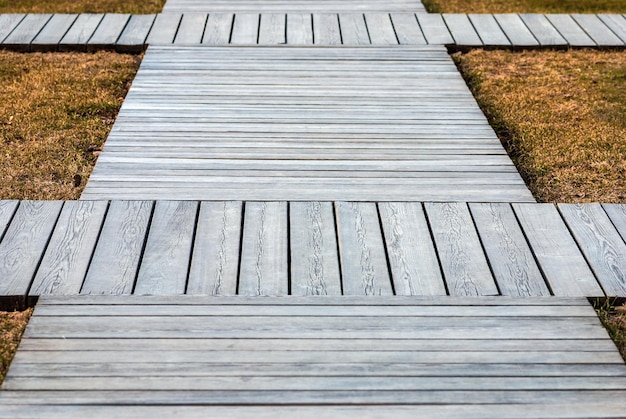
[1,295,625,418]
[1,200,626,298]
[163,0,426,12]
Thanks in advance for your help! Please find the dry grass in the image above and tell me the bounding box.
[0,0,165,14]
[0,51,140,200]
[595,300,626,362]
[0,309,32,386]
[454,49,626,203]
[423,0,626,13]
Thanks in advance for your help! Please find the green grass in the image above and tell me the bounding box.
[0,0,166,14]
[423,0,626,13]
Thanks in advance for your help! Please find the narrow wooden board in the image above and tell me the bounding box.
[602,204,626,243]
[313,13,341,45]
[0,14,25,43]
[202,13,234,44]
[365,13,398,45]
[187,201,242,295]
[173,13,207,44]
[258,13,286,44]
[335,202,393,296]
[338,13,370,45]
[519,13,567,46]
[290,202,341,296]
[0,201,19,240]
[81,201,153,295]
[286,13,313,45]
[443,14,482,46]
[230,13,259,44]
[546,14,595,46]
[559,204,626,296]
[572,14,624,46]
[470,203,549,296]
[379,202,445,295]
[30,201,107,296]
[598,14,626,43]
[416,14,454,45]
[145,12,181,44]
[58,14,103,51]
[87,13,130,50]
[468,14,510,46]
[513,204,603,297]
[425,202,498,296]
[31,14,78,51]
[390,13,426,44]
[2,14,52,50]
[494,13,539,47]
[238,202,288,296]
[116,14,155,51]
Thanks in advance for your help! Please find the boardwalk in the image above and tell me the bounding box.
[163,0,427,12]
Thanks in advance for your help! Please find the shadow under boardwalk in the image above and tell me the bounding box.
[0,295,625,418]
[81,45,534,202]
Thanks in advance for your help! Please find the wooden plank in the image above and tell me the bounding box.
[238,202,288,296]
[416,13,454,45]
[258,13,286,45]
[313,13,341,45]
[230,13,259,44]
[133,201,197,295]
[31,14,78,51]
[494,13,539,47]
[81,201,152,295]
[202,13,234,44]
[59,14,103,51]
[2,14,52,50]
[546,14,595,46]
[30,201,107,296]
[572,14,624,46]
[290,202,341,296]
[598,14,626,43]
[173,13,207,44]
[378,203,445,295]
[468,14,511,46]
[187,201,242,295]
[116,14,156,51]
[286,13,313,45]
[145,12,181,44]
[390,13,426,44]
[0,201,19,240]
[519,14,567,46]
[602,204,626,243]
[338,14,370,45]
[365,13,398,45]
[443,14,482,47]
[0,201,62,295]
[335,202,393,296]
[513,203,603,297]
[87,13,130,50]
[470,203,549,296]
[0,14,25,43]
[424,203,498,296]
[559,204,626,296]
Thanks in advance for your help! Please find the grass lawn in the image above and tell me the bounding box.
[0,51,140,200]
[423,0,626,14]
[0,309,32,386]
[0,0,166,14]
[595,300,626,361]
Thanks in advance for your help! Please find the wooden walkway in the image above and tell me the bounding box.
[163,0,426,12]
[1,296,625,418]
[1,200,626,299]
[81,45,533,201]
[1,13,625,51]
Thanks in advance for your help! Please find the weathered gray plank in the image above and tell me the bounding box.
[286,13,313,45]
[0,14,25,43]
[519,14,567,46]
[470,203,549,296]
[379,203,445,295]
[2,14,52,50]
[513,204,603,297]
[30,201,107,296]
[238,202,288,296]
[187,201,242,296]
[87,13,130,49]
[598,14,626,43]
[494,13,539,47]
[202,13,233,44]
[173,13,206,44]
[443,14,482,47]
[230,13,259,44]
[145,12,181,44]
[258,13,286,44]
[116,14,156,51]
[425,203,498,296]
[390,13,426,44]
[0,201,19,240]
[313,13,341,45]
[416,13,454,45]
[81,201,152,295]
[602,204,626,243]
[134,201,198,295]
[572,14,624,46]
[59,14,103,50]
[559,204,626,296]
[335,202,393,296]
[365,13,398,45]
[31,14,78,51]
[0,201,63,295]
[338,13,370,45]
[468,14,510,46]
[290,202,341,296]
[546,14,595,46]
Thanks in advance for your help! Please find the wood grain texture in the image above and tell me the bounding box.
[365,13,398,45]
[603,204,626,243]
[572,14,623,46]
[202,13,234,44]
[546,14,595,46]
[598,14,626,43]
[494,13,539,47]
[2,14,52,50]
[187,201,242,295]
[338,13,370,45]
[31,14,78,51]
[259,13,286,44]
[87,13,130,49]
[0,14,26,43]
[0,201,19,239]
[59,13,103,50]
[287,13,313,44]
[391,13,426,44]
[145,13,181,44]
[116,14,155,51]
[468,14,510,46]
[443,14,482,46]
[416,14,454,44]
[231,13,259,44]
[313,14,341,44]
[520,13,567,46]
[173,13,207,44]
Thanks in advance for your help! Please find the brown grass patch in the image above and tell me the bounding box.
[423,0,626,13]
[595,300,626,362]
[0,0,166,14]
[0,51,140,200]
[0,309,32,386]
[454,49,626,203]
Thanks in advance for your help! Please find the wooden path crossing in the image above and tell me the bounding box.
[1,296,625,418]
[1,13,625,51]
